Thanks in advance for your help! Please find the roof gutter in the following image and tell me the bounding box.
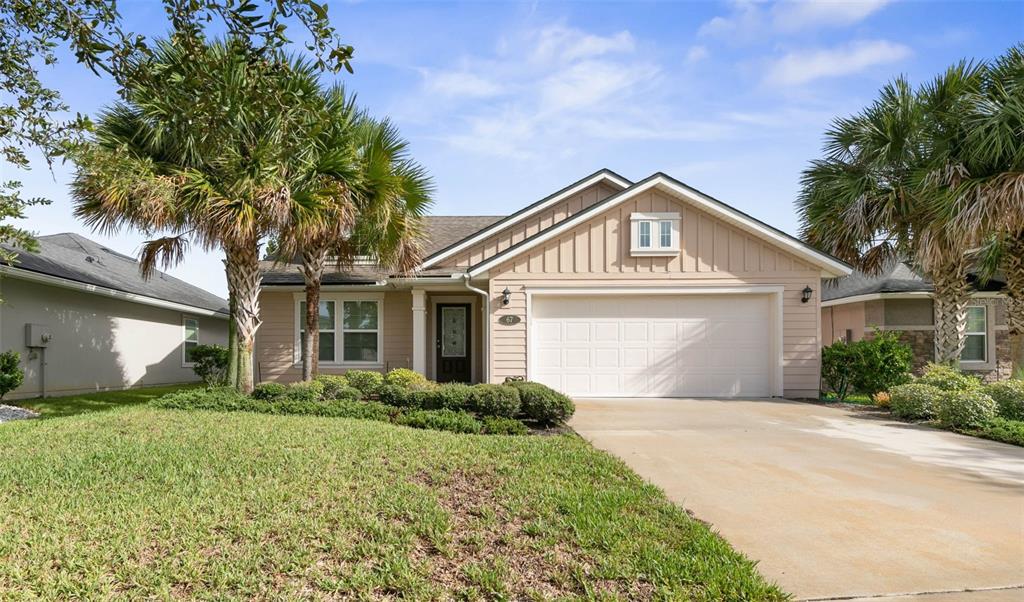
[0,265,229,318]
[461,273,490,384]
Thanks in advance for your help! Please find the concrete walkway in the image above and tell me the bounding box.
[570,398,1024,601]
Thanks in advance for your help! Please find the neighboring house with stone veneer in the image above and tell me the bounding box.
[255,169,852,398]
[821,260,1011,381]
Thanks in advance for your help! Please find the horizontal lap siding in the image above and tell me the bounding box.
[438,182,618,268]
[256,290,413,384]
[485,190,823,396]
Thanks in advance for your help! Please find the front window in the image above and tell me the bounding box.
[296,297,380,364]
[631,212,679,255]
[299,300,336,362]
[961,306,987,362]
[343,301,379,362]
[638,221,652,248]
[659,220,672,247]
[183,317,199,365]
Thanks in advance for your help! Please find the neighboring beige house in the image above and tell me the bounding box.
[257,170,852,398]
[1,234,229,400]
[822,260,1012,381]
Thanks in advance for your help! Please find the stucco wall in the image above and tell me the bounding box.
[484,188,825,398]
[0,277,227,399]
[822,302,866,344]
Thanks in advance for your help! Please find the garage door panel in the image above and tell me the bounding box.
[531,294,773,398]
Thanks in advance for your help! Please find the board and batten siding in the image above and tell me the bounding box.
[484,189,824,398]
[255,290,414,383]
[436,182,619,268]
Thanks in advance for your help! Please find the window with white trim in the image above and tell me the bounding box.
[960,305,987,362]
[630,212,680,255]
[183,317,199,366]
[295,296,381,364]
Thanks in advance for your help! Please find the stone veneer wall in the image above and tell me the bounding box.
[894,330,934,375]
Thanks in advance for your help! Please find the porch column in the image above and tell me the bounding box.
[411,289,427,375]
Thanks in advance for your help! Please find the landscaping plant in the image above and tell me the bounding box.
[916,363,981,392]
[820,333,912,400]
[0,350,24,400]
[983,380,1024,421]
[383,368,431,390]
[252,382,287,400]
[936,389,997,430]
[889,383,943,421]
[482,416,529,436]
[396,409,482,434]
[507,381,575,424]
[189,344,229,387]
[469,384,521,418]
[314,374,350,399]
[344,370,384,396]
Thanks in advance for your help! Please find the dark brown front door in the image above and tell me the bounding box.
[436,303,471,383]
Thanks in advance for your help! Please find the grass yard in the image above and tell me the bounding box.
[14,383,202,418]
[0,404,787,600]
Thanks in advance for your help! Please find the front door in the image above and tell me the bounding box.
[436,303,471,383]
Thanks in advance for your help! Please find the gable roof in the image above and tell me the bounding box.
[822,259,1005,305]
[465,172,853,278]
[2,233,229,316]
[418,168,631,269]
[421,215,504,256]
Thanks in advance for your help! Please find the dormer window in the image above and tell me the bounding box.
[631,212,680,256]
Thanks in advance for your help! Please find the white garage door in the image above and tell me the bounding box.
[531,294,773,398]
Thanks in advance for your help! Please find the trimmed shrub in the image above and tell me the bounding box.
[283,380,326,402]
[937,389,996,429]
[850,330,912,395]
[984,380,1024,421]
[512,382,575,424]
[189,344,229,387]
[820,340,856,400]
[378,383,415,407]
[383,368,430,390]
[396,409,482,434]
[153,387,249,411]
[482,416,529,436]
[973,417,1024,447]
[917,363,981,392]
[0,350,24,401]
[314,374,350,399]
[889,383,942,421]
[469,384,521,418]
[345,370,384,396]
[252,382,287,400]
[418,383,474,411]
[330,386,362,402]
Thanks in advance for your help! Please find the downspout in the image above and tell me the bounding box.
[461,273,490,384]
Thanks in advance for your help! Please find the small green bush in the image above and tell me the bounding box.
[937,389,996,429]
[889,383,943,421]
[0,350,24,400]
[251,382,287,400]
[820,340,856,400]
[378,383,415,407]
[314,374,350,399]
[418,383,474,411]
[510,382,574,424]
[396,409,482,434]
[984,380,1024,421]
[153,387,249,411]
[189,344,229,387]
[345,370,384,396]
[972,417,1024,447]
[283,380,326,402]
[330,386,362,402]
[820,331,912,399]
[469,384,521,418]
[482,416,528,435]
[383,368,430,390]
[917,363,981,392]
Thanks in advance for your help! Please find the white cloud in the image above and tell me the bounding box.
[700,0,891,39]
[424,71,504,98]
[766,39,912,85]
[686,45,710,63]
[530,26,635,64]
[539,60,658,113]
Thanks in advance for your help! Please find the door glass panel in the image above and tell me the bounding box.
[441,307,467,358]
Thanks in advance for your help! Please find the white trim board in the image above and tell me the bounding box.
[467,174,852,279]
[419,170,631,269]
[822,291,1004,307]
[0,265,229,318]
[524,285,785,398]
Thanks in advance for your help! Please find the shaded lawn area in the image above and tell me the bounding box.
[13,383,202,419]
[0,407,787,600]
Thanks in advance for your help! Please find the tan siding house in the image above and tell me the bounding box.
[256,169,851,399]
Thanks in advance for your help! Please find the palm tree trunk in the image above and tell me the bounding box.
[226,293,239,387]
[1003,239,1024,378]
[931,260,971,365]
[225,240,262,394]
[300,247,327,381]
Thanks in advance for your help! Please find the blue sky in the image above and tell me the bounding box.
[8,0,1023,297]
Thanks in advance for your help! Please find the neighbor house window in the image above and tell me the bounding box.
[299,300,336,362]
[343,300,379,362]
[961,305,987,362]
[630,212,680,255]
[183,317,199,365]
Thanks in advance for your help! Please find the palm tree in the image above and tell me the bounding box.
[72,38,322,393]
[274,107,433,381]
[797,70,982,364]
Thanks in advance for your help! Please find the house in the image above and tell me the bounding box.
[256,170,852,398]
[822,260,1012,381]
[0,233,229,399]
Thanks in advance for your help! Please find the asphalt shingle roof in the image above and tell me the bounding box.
[3,233,229,314]
[823,258,1005,301]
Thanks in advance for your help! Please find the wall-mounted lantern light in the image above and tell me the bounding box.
[801,286,813,304]
[501,287,512,306]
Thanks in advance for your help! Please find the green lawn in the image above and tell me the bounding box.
[13,383,202,418]
[0,403,787,600]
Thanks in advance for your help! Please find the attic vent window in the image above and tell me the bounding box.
[630,212,680,256]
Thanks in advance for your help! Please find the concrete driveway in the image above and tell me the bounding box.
[570,398,1024,601]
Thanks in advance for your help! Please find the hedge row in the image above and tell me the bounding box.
[887,364,1024,434]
